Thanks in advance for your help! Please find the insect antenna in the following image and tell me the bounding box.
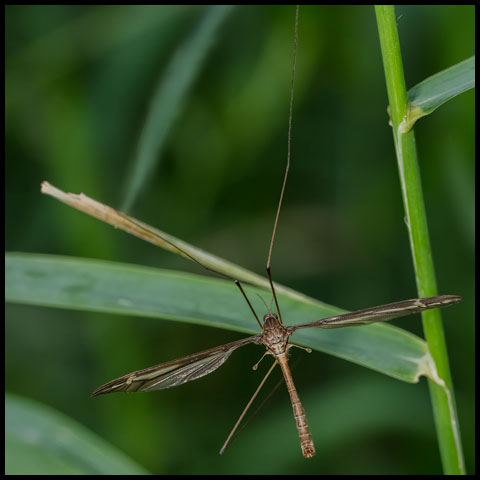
[266,5,299,324]
[255,293,271,314]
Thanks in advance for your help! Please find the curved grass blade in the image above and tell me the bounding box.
[41,181,323,306]
[6,252,440,383]
[5,393,149,475]
[122,5,234,211]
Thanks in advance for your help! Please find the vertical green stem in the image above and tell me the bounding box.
[374,5,465,474]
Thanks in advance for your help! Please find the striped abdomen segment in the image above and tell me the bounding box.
[277,353,315,458]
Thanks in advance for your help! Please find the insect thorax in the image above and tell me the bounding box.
[261,313,291,355]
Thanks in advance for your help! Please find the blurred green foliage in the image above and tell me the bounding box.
[5,5,474,474]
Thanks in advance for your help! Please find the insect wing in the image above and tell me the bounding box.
[290,295,461,331]
[92,334,261,396]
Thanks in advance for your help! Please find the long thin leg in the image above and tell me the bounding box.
[267,266,283,324]
[234,280,262,328]
[265,5,299,325]
[219,360,278,455]
[120,209,263,329]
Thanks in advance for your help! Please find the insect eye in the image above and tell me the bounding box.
[263,313,278,323]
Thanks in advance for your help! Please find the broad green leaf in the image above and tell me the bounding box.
[122,5,234,211]
[5,393,149,475]
[6,252,435,383]
[400,56,475,132]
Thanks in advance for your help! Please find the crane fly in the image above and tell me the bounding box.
[91,294,461,458]
[42,6,462,459]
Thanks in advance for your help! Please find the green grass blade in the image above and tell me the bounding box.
[5,393,149,475]
[121,5,233,211]
[402,56,475,132]
[6,252,437,384]
[40,180,327,306]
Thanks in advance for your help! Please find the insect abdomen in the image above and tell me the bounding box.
[277,353,315,458]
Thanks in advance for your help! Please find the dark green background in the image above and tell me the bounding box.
[5,5,474,474]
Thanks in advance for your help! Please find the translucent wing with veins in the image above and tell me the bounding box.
[92,334,261,396]
[289,295,461,331]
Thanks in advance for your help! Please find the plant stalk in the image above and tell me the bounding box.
[374,5,465,474]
